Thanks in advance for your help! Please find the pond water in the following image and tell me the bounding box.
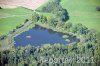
[14,25,79,47]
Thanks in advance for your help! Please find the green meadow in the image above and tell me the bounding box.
[61,0,100,32]
[0,7,34,36]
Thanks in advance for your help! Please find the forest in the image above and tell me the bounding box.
[0,20,100,66]
[0,0,100,66]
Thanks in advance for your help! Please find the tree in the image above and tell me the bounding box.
[54,0,61,4]
[0,7,2,9]
[64,22,72,31]
[72,23,88,34]
[56,11,65,21]
[94,42,100,66]
[42,44,52,49]
[56,9,69,22]
[77,42,85,53]
[39,15,47,24]
[96,7,100,11]
[24,19,29,23]
[67,44,74,52]
[32,12,39,22]
[48,17,57,27]
[42,2,63,13]
[41,0,69,22]
[85,29,96,42]
[53,43,61,50]
[56,22,64,31]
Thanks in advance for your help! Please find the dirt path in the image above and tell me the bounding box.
[0,0,48,10]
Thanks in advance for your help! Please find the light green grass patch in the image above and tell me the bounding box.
[0,7,34,36]
[0,7,34,15]
[0,16,30,35]
[61,0,100,32]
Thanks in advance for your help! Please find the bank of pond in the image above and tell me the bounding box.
[14,25,79,47]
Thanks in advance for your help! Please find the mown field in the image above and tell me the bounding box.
[0,7,34,36]
[61,0,100,32]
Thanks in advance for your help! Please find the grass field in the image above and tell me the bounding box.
[61,0,100,32]
[0,7,34,36]
[0,0,100,36]
[38,0,100,32]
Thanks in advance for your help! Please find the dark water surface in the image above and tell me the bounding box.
[14,26,79,47]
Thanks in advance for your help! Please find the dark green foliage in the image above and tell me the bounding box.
[41,0,69,22]
[39,15,47,24]
[42,2,63,13]
[0,7,2,9]
[84,29,96,42]
[54,0,61,4]
[96,7,100,11]
[0,35,7,40]
[56,9,69,21]
[64,22,72,31]
[48,17,58,27]
[0,40,98,66]
[24,19,29,23]
[72,23,88,35]
[32,12,39,22]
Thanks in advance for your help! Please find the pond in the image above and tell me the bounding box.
[14,25,79,47]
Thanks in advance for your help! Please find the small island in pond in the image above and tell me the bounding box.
[26,35,31,39]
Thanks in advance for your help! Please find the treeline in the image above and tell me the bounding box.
[0,40,99,66]
[40,0,69,22]
[32,12,67,28]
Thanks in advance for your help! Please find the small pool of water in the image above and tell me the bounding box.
[14,25,79,47]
